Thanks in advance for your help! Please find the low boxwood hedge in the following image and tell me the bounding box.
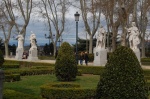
[3,89,42,99]
[5,74,20,82]
[78,66,105,75]
[40,82,96,99]
[4,60,55,67]
[141,58,150,65]
[2,64,20,69]
[4,68,55,76]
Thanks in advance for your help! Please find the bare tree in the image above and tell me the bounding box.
[96,0,135,51]
[0,0,17,58]
[17,0,33,39]
[37,0,70,55]
[138,0,150,58]
[79,0,101,54]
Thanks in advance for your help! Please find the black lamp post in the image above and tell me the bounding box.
[74,12,80,64]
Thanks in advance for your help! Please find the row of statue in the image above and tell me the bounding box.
[16,22,140,52]
[96,22,140,50]
[15,31,38,60]
[16,31,37,50]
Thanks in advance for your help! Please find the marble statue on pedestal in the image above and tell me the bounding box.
[93,26,107,66]
[127,22,140,50]
[15,34,24,60]
[96,26,106,49]
[126,22,141,62]
[28,31,38,61]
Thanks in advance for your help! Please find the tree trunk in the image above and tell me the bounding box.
[4,41,9,58]
[121,22,127,46]
[112,27,118,51]
[141,38,145,58]
[89,35,93,54]
[53,42,57,57]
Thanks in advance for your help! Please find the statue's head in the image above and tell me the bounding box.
[132,22,136,26]
[100,25,103,28]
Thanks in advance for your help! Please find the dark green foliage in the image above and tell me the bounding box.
[0,50,4,67]
[78,66,104,75]
[55,42,77,81]
[5,74,21,82]
[41,82,96,99]
[3,89,42,99]
[96,46,148,99]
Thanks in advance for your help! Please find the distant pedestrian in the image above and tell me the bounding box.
[22,51,28,59]
[84,51,89,66]
[79,52,84,65]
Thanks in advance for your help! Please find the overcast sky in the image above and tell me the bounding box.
[8,5,89,46]
[0,1,108,47]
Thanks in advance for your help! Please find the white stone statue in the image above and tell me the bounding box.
[126,22,140,50]
[28,31,38,61]
[16,34,24,49]
[96,26,106,49]
[15,34,24,60]
[30,32,37,49]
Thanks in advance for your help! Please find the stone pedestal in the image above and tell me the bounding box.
[93,47,107,66]
[28,48,38,61]
[15,48,23,60]
[133,49,140,63]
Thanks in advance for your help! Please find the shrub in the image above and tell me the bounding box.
[3,89,42,99]
[55,42,77,81]
[96,46,148,99]
[40,82,96,99]
[5,74,21,82]
[78,66,104,75]
[0,50,4,67]
[2,64,20,69]
[4,68,55,76]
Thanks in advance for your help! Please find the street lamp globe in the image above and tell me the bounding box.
[74,12,80,22]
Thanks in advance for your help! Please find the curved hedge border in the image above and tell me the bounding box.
[5,74,20,82]
[40,82,96,99]
[5,68,55,76]
[3,89,42,99]
[2,64,20,69]
[78,66,104,75]
[4,60,55,67]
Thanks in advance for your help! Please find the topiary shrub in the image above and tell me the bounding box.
[55,42,77,81]
[96,46,148,99]
[0,50,4,68]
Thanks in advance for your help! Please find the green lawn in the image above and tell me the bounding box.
[4,74,100,98]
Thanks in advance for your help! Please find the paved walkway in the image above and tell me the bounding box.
[4,57,150,69]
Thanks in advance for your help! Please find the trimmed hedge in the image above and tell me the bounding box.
[5,68,55,76]
[3,89,42,99]
[96,46,148,99]
[40,82,96,99]
[55,42,77,81]
[5,74,20,82]
[78,66,105,75]
[141,58,150,65]
[2,64,20,69]
[4,60,55,67]
[141,58,150,62]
